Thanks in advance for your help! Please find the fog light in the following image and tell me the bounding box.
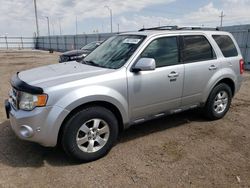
[20,125,34,138]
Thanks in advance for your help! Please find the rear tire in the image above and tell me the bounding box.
[61,106,119,162]
[204,83,232,120]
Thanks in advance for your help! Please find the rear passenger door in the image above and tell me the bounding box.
[181,35,219,107]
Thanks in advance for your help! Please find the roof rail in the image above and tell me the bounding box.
[138,25,219,31]
[138,25,178,31]
[177,26,219,31]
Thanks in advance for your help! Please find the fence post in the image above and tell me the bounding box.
[64,36,67,51]
[20,37,24,49]
[50,36,52,51]
[85,35,87,45]
[73,35,76,49]
[5,36,8,49]
[56,36,59,51]
[42,37,45,49]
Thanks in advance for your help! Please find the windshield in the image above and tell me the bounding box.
[81,42,98,50]
[84,35,145,69]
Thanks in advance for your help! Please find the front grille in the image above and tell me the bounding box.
[9,88,19,109]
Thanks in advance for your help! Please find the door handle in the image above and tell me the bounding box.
[168,72,179,78]
[209,65,217,70]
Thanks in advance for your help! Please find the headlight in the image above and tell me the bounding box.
[70,54,86,60]
[78,54,87,58]
[70,56,80,60]
[19,92,48,111]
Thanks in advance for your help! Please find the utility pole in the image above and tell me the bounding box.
[117,23,120,33]
[76,16,78,35]
[104,5,113,33]
[220,11,225,28]
[33,0,39,36]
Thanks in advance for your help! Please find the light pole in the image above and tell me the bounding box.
[45,16,51,50]
[45,16,50,36]
[59,20,62,35]
[33,0,39,36]
[104,5,113,33]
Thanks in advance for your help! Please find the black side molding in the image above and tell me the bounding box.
[10,72,43,94]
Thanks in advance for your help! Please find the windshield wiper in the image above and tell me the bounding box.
[82,60,111,69]
[83,60,100,67]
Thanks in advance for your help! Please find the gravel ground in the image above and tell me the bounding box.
[0,50,249,188]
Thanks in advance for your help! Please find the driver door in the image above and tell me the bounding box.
[127,36,184,121]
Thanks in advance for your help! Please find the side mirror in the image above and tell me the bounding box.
[132,58,156,72]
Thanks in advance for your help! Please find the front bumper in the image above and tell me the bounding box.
[5,100,69,147]
[59,55,70,63]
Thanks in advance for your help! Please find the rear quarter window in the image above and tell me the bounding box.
[212,35,238,57]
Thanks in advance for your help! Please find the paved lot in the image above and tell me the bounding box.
[0,50,249,187]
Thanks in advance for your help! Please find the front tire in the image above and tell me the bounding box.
[204,83,232,120]
[61,106,119,162]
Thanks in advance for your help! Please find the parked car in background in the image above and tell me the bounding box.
[59,41,102,63]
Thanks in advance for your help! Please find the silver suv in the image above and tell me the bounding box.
[5,26,244,162]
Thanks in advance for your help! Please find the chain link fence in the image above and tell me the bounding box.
[0,36,34,49]
[35,33,118,52]
[1,25,249,64]
[223,25,250,64]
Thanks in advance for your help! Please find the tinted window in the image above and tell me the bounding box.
[212,35,238,57]
[84,35,145,69]
[140,37,179,68]
[182,35,215,63]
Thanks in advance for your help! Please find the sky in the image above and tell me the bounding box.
[0,0,250,36]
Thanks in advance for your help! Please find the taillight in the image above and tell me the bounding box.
[239,59,244,74]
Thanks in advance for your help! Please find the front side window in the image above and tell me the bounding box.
[212,35,238,57]
[182,35,215,63]
[84,35,145,69]
[140,37,179,68]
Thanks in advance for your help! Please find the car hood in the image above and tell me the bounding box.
[18,61,114,89]
[61,49,90,56]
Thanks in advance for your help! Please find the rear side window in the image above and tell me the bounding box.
[212,35,238,57]
[182,35,215,63]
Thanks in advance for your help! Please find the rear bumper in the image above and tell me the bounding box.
[235,74,244,94]
[7,101,69,147]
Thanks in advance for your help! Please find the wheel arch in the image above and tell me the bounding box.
[57,101,125,146]
[215,78,235,96]
[202,76,236,105]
